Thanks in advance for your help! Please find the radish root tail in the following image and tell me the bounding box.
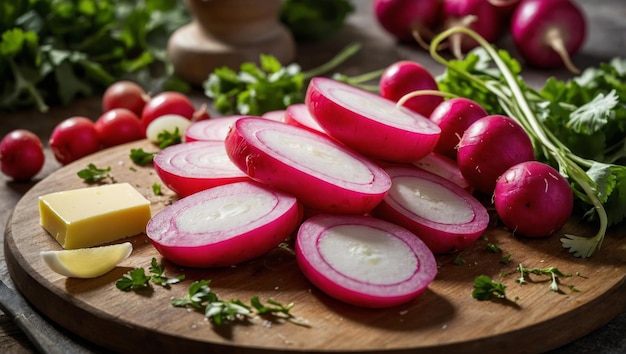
[545,27,580,74]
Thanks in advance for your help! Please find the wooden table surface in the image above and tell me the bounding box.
[1,1,625,353]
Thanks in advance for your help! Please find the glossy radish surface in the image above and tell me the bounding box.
[442,0,501,57]
[511,0,586,72]
[94,108,144,148]
[225,117,391,214]
[49,117,101,165]
[141,91,207,131]
[153,141,249,197]
[494,161,573,238]
[428,97,488,160]
[184,115,246,142]
[102,81,149,117]
[284,103,327,135]
[373,0,441,43]
[146,181,301,267]
[145,114,192,144]
[296,214,437,308]
[305,77,441,163]
[373,165,488,254]
[379,60,444,118]
[0,129,45,181]
[457,115,535,194]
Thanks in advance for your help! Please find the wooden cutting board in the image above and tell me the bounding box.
[4,139,626,353]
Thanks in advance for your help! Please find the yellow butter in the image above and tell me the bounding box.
[39,183,151,249]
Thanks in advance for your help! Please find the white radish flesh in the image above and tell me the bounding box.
[284,103,327,135]
[145,114,192,143]
[225,117,391,214]
[413,152,472,191]
[184,115,246,142]
[296,214,437,308]
[305,77,441,163]
[373,165,489,254]
[146,181,301,267]
[153,141,249,197]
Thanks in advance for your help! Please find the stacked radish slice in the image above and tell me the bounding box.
[146,78,493,308]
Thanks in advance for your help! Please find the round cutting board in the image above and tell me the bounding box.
[5,140,626,353]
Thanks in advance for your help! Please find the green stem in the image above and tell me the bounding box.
[396,89,458,109]
[302,42,362,80]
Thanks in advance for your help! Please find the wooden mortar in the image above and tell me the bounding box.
[167,0,296,86]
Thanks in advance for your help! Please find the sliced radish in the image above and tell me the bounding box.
[305,77,441,163]
[146,181,301,267]
[413,152,472,191]
[153,141,249,197]
[146,114,192,143]
[284,103,327,135]
[261,110,286,122]
[372,165,489,254]
[184,115,246,142]
[296,214,437,308]
[225,117,391,214]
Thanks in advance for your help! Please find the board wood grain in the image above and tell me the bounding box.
[4,140,626,354]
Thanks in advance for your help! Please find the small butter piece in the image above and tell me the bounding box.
[39,183,151,249]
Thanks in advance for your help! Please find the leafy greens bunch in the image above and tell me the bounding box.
[0,0,191,112]
[433,27,626,258]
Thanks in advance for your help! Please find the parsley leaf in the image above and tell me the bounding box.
[130,148,157,166]
[472,275,507,301]
[77,163,116,184]
[156,127,182,149]
[116,258,184,291]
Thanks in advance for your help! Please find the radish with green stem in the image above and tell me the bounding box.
[305,77,441,163]
[372,165,488,254]
[296,214,437,308]
[457,114,535,194]
[429,26,611,257]
[494,161,573,238]
[153,141,249,197]
[442,0,501,58]
[373,0,442,43]
[510,0,586,73]
[146,181,301,268]
[225,117,391,214]
[379,60,444,118]
[428,97,489,160]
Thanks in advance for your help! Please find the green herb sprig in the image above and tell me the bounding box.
[130,148,157,166]
[77,164,116,184]
[116,258,184,291]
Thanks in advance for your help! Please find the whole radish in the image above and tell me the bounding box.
[49,117,101,165]
[102,81,150,117]
[0,129,45,181]
[428,97,489,160]
[379,60,444,118]
[457,115,535,194]
[510,0,586,73]
[373,0,442,43]
[494,161,573,238]
[442,0,501,58]
[141,91,209,132]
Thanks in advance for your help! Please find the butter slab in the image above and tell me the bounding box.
[39,183,151,249]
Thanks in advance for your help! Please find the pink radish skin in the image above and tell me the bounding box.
[146,181,301,268]
[413,152,472,191]
[306,77,441,163]
[296,214,437,308]
[372,166,489,254]
[184,116,247,142]
[457,115,535,194]
[153,141,249,197]
[379,61,444,118]
[511,0,586,72]
[428,97,489,160]
[442,0,501,58]
[284,103,327,135]
[494,161,573,238]
[225,117,391,215]
[373,0,442,43]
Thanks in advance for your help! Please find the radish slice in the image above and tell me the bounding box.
[372,165,489,254]
[284,103,327,135]
[225,117,391,214]
[296,214,437,308]
[261,110,287,122]
[305,77,441,163]
[184,115,247,142]
[153,141,249,197]
[413,152,472,191]
[146,181,301,267]
[145,114,192,143]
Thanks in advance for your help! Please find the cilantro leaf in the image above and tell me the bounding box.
[116,268,151,291]
[130,148,157,166]
[77,163,116,184]
[472,275,507,301]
